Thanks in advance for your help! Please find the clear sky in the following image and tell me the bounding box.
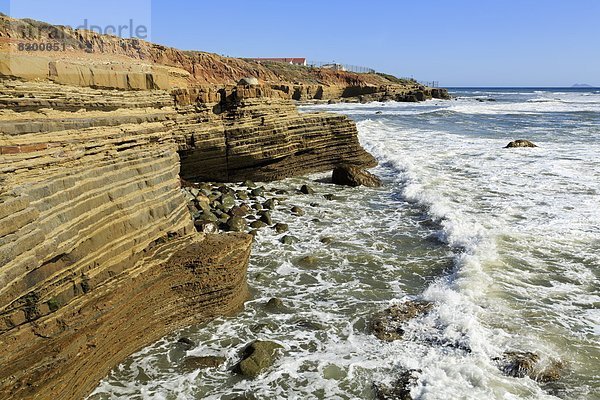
[1,0,599,87]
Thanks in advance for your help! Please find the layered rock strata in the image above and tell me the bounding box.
[0,14,447,399]
[176,85,377,182]
[0,78,376,398]
[0,79,255,399]
[0,15,450,101]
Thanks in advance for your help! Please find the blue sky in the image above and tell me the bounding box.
[1,0,599,87]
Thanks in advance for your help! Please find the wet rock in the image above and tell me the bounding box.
[195,194,211,211]
[220,194,236,209]
[243,180,256,189]
[298,255,318,266]
[251,187,265,197]
[198,182,213,192]
[495,352,563,382]
[496,352,539,378]
[323,194,336,201]
[236,190,249,200]
[371,300,433,341]
[280,235,298,245]
[300,184,314,195]
[505,140,537,148]
[181,356,226,372]
[234,340,283,378]
[227,216,247,232]
[198,210,218,222]
[332,165,382,187]
[194,221,218,234]
[374,369,421,400]
[264,297,286,312]
[536,360,565,383]
[251,203,263,211]
[229,205,250,217]
[176,337,195,349]
[320,237,334,244]
[249,220,267,229]
[262,198,277,210]
[290,206,305,216]
[375,111,383,115]
[275,189,288,195]
[259,211,273,225]
[293,318,326,331]
[217,185,232,194]
[309,202,320,207]
[273,223,289,234]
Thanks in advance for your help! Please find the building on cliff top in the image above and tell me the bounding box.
[252,57,307,66]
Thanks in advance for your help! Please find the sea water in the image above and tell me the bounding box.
[91,88,600,400]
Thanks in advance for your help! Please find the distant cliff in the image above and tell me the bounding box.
[0,14,449,101]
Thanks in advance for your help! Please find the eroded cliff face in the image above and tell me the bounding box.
[0,15,435,399]
[175,85,377,182]
[0,47,378,400]
[0,79,254,399]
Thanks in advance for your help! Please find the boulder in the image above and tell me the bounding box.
[194,221,218,234]
[249,220,267,229]
[238,77,259,86]
[229,205,250,217]
[332,165,382,187]
[227,216,247,232]
[300,184,314,195]
[197,210,218,222]
[243,180,256,188]
[220,194,236,209]
[374,369,420,400]
[371,300,433,341]
[234,340,283,378]
[290,206,304,216]
[236,190,249,200]
[280,235,298,245]
[176,337,195,349]
[264,297,286,312]
[273,223,289,234]
[262,198,277,210]
[495,352,563,382]
[259,211,273,225]
[505,140,537,148]
[181,356,226,372]
[496,352,539,378]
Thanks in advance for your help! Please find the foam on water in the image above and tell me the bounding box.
[91,89,600,399]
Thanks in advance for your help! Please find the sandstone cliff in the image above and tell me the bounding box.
[0,15,450,101]
[0,15,445,399]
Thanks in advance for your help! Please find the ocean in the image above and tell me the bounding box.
[90,88,600,400]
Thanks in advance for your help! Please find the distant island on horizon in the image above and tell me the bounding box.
[572,83,595,88]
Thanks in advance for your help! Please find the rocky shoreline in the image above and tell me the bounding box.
[0,14,451,400]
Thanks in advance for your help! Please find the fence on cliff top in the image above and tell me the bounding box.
[419,80,440,88]
[307,61,375,74]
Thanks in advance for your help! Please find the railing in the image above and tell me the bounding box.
[419,81,440,88]
[307,61,375,74]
